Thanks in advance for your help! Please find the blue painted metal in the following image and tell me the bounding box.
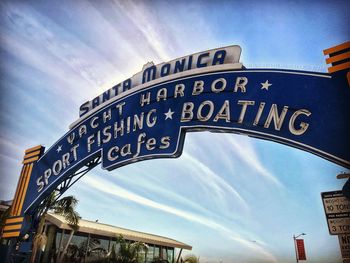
[18,68,349,219]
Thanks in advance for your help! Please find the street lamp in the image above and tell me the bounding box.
[337,173,350,179]
[338,173,350,199]
[293,233,306,263]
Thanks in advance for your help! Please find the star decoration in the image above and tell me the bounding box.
[261,80,272,90]
[164,108,175,120]
[56,145,62,153]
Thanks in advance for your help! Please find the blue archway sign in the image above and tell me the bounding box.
[1,43,350,241]
[25,68,350,212]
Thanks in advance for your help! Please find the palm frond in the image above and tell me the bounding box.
[52,195,78,212]
[32,192,80,262]
[50,195,80,226]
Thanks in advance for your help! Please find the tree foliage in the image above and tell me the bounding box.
[31,191,80,263]
[39,191,80,226]
[109,235,148,263]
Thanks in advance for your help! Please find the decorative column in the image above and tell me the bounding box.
[1,145,45,239]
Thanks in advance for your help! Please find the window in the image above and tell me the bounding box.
[146,244,155,263]
[85,235,109,262]
[167,247,174,263]
[109,239,121,253]
[54,231,88,262]
[65,233,88,261]
[154,246,160,259]
[162,247,167,260]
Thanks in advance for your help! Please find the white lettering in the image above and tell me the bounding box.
[192,81,204,95]
[197,100,214,121]
[264,104,289,131]
[289,109,311,135]
[181,102,194,122]
[237,100,255,123]
[234,77,248,93]
[211,78,226,93]
[213,100,230,122]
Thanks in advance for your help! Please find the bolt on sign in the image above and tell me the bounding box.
[322,191,350,235]
[296,239,307,260]
[1,42,350,242]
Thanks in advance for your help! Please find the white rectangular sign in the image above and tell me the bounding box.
[339,234,350,259]
[327,215,350,234]
[322,191,350,235]
[323,193,350,214]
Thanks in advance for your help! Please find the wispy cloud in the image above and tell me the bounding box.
[229,236,278,263]
[0,136,24,156]
[181,152,249,211]
[107,169,212,216]
[0,2,126,101]
[3,3,112,87]
[83,175,276,261]
[221,134,283,188]
[113,0,173,62]
[84,175,226,230]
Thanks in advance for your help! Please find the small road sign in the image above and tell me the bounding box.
[339,234,350,258]
[322,191,350,235]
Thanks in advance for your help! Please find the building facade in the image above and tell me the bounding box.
[41,213,192,263]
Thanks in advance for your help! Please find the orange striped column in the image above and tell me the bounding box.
[323,41,350,76]
[1,145,44,239]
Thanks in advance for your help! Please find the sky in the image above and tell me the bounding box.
[0,0,349,262]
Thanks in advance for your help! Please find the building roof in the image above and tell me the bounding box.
[46,213,192,250]
[0,200,12,212]
[0,204,9,212]
[1,200,13,206]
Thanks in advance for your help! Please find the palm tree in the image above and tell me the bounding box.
[30,191,80,263]
[111,235,148,263]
